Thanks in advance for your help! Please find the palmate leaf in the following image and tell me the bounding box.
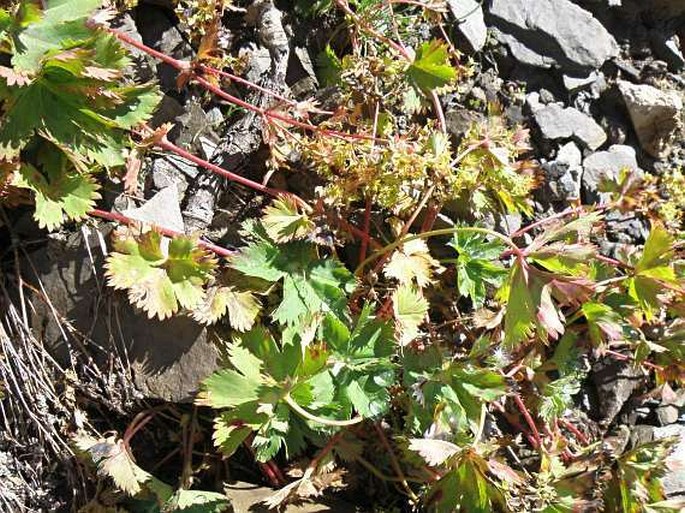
[0,0,160,166]
[198,327,314,460]
[538,373,583,423]
[503,260,594,347]
[407,362,506,438]
[424,449,510,513]
[321,308,395,418]
[581,301,624,345]
[447,231,507,307]
[198,368,263,409]
[0,67,160,166]
[393,284,429,346]
[75,434,174,500]
[13,147,100,230]
[501,215,600,346]
[105,231,216,320]
[212,411,255,457]
[231,233,356,326]
[603,438,684,513]
[627,224,682,320]
[8,0,104,74]
[262,196,314,243]
[192,286,260,330]
[408,438,460,467]
[407,40,456,93]
[384,238,441,288]
[201,313,394,462]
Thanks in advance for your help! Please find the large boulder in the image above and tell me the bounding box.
[618,81,683,159]
[25,231,222,403]
[487,0,619,74]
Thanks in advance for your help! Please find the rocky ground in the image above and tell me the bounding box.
[2,0,685,511]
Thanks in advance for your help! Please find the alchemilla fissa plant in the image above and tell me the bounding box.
[0,0,684,512]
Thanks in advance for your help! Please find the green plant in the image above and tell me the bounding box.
[1,0,684,511]
[0,0,159,229]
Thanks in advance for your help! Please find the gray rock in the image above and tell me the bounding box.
[448,0,488,52]
[150,94,185,129]
[592,358,647,427]
[618,80,683,158]
[563,71,603,93]
[653,424,685,498]
[582,145,643,203]
[492,29,555,69]
[657,405,680,426]
[445,108,485,138]
[533,103,607,150]
[241,43,272,85]
[174,99,220,158]
[538,89,556,105]
[122,187,185,233]
[542,142,583,202]
[630,424,657,448]
[291,47,319,98]
[488,0,619,73]
[151,157,190,197]
[199,137,218,161]
[605,210,650,244]
[206,107,224,127]
[25,233,221,403]
[526,91,543,111]
[136,4,193,91]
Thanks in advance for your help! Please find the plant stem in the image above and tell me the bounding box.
[513,394,542,450]
[334,0,412,60]
[309,430,346,471]
[430,90,447,133]
[603,349,664,371]
[329,211,383,250]
[371,184,436,274]
[108,27,385,144]
[558,418,590,446]
[243,440,282,487]
[510,205,589,239]
[284,394,365,427]
[198,64,298,108]
[594,253,633,270]
[152,134,309,209]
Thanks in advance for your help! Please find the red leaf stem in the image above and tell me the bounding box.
[152,135,305,205]
[513,394,542,450]
[89,208,236,258]
[558,418,590,446]
[107,27,385,144]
